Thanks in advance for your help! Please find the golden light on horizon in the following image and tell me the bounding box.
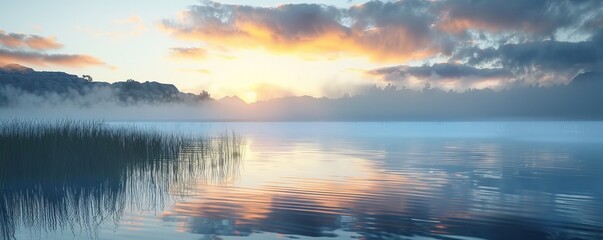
[242,91,257,103]
[173,48,381,100]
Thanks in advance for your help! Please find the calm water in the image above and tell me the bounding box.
[4,122,603,240]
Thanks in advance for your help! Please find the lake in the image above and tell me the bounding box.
[2,122,603,240]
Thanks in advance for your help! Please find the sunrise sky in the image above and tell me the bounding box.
[1,0,602,103]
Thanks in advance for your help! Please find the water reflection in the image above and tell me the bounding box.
[162,129,603,240]
[2,122,603,240]
[0,121,244,240]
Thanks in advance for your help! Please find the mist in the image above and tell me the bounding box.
[1,63,602,121]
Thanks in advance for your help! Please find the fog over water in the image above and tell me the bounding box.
[2,73,603,121]
[2,121,602,240]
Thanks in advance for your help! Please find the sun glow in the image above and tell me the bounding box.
[242,91,257,103]
[173,49,381,100]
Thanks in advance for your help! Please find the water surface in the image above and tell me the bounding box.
[4,122,603,240]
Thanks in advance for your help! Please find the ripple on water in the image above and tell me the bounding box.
[6,122,603,240]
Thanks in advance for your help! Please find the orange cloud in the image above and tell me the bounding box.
[0,30,63,50]
[436,17,543,35]
[24,36,63,50]
[195,69,211,74]
[170,47,207,60]
[159,1,446,63]
[438,19,489,34]
[0,49,105,68]
[0,30,108,68]
[180,68,211,74]
[114,15,146,36]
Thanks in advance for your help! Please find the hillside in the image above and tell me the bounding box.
[0,64,210,106]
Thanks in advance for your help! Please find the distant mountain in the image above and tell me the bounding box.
[0,64,35,74]
[2,64,602,121]
[233,72,603,121]
[0,64,211,106]
[217,95,247,106]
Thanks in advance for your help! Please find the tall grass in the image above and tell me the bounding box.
[0,119,244,240]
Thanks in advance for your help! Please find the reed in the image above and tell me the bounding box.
[0,119,244,240]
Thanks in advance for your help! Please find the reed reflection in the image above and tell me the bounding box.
[0,120,244,240]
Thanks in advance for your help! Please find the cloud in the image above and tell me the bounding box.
[370,63,512,79]
[368,63,513,90]
[159,1,448,62]
[0,30,63,50]
[114,15,146,36]
[160,1,603,63]
[0,30,108,68]
[452,31,603,85]
[195,69,210,74]
[180,68,211,74]
[437,0,600,37]
[170,47,207,60]
[0,49,105,68]
[158,0,603,90]
[457,39,603,71]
